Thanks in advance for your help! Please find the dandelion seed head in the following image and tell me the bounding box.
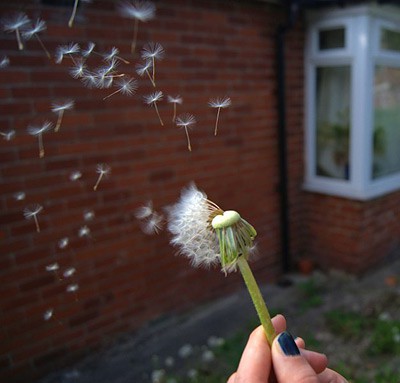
[58,237,69,249]
[22,18,46,39]
[202,349,215,363]
[176,113,196,128]
[151,369,166,383]
[144,90,163,105]
[118,0,156,22]
[78,225,91,238]
[0,56,10,69]
[167,95,183,104]
[51,99,75,112]
[208,96,232,109]
[63,267,76,278]
[96,163,111,175]
[178,344,193,359]
[2,12,30,32]
[1,129,16,141]
[43,309,53,321]
[70,170,82,181]
[13,191,26,201]
[46,263,59,272]
[141,42,165,61]
[134,201,153,219]
[23,204,43,219]
[27,121,53,136]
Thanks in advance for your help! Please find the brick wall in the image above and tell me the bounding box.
[0,1,303,381]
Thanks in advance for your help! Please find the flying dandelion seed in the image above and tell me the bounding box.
[103,46,130,64]
[58,237,70,249]
[0,130,16,141]
[117,0,156,55]
[63,267,76,278]
[78,225,91,238]
[70,59,87,79]
[13,191,26,201]
[23,204,43,233]
[103,77,138,100]
[144,91,164,126]
[83,209,95,221]
[141,211,164,235]
[66,283,79,293]
[22,18,51,59]
[208,96,231,136]
[45,263,59,272]
[167,95,183,122]
[93,163,111,191]
[141,42,164,84]
[136,60,155,87]
[81,41,96,57]
[43,309,54,321]
[0,56,10,69]
[69,170,82,181]
[176,113,196,152]
[134,201,154,219]
[2,12,30,50]
[51,99,74,132]
[68,0,92,28]
[55,43,80,64]
[27,121,53,158]
[81,72,98,89]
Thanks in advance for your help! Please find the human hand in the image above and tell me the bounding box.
[228,315,347,383]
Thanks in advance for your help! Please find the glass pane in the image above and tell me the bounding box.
[319,28,345,50]
[316,66,351,180]
[380,28,400,53]
[372,66,400,179]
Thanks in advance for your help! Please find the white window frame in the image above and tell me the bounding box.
[304,4,400,200]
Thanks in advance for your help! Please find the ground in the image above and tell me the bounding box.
[38,258,400,383]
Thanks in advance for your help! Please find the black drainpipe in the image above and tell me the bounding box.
[276,1,299,274]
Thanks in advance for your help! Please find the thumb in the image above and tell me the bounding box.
[272,332,319,383]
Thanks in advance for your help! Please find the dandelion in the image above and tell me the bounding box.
[141,42,164,84]
[69,171,82,181]
[68,0,92,28]
[55,43,80,64]
[136,60,155,87]
[164,356,175,368]
[178,344,193,359]
[13,191,26,201]
[52,99,74,132]
[176,113,196,152]
[0,56,10,69]
[78,225,91,238]
[58,237,70,249]
[208,96,231,136]
[0,130,16,141]
[117,0,156,55]
[166,184,276,346]
[93,163,111,191]
[151,369,166,383]
[2,12,30,50]
[167,95,183,122]
[43,308,54,321]
[22,18,51,59]
[23,204,43,233]
[144,91,164,126]
[103,77,138,100]
[27,121,53,158]
[201,349,215,363]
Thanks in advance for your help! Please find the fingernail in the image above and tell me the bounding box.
[277,332,300,356]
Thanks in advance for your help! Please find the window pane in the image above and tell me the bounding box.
[380,28,400,53]
[372,66,400,179]
[316,66,351,180]
[319,28,345,50]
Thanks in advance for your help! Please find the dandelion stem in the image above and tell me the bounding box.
[33,215,40,233]
[68,0,79,28]
[214,107,221,136]
[172,104,177,122]
[131,18,139,55]
[146,69,156,87]
[35,35,51,59]
[152,57,155,84]
[93,174,103,191]
[38,134,44,158]
[54,111,64,132]
[184,127,191,152]
[103,88,122,100]
[237,256,276,346]
[16,29,24,50]
[154,102,163,126]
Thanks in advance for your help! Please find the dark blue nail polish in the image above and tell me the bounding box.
[278,332,300,356]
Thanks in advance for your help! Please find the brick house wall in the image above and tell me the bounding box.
[0,1,307,381]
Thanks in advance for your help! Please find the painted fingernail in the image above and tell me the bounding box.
[277,332,300,356]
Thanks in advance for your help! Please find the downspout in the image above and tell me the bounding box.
[276,0,299,273]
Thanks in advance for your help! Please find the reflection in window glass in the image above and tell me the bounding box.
[380,28,400,53]
[319,28,345,50]
[316,66,351,180]
[373,66,400,179]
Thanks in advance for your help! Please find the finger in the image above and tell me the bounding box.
[301,349,328,374]
[227,372,236,383]
[234,325,272,383]
[271,314,286,334]
[318,368,349,383]
[272,332,319,383]
[295,337,305,349]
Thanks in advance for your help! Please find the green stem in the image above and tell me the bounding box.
[237,256,276,346]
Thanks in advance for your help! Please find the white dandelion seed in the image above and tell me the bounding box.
[63,267,76,278]
[66,283,79,293]
[167,95,183,122]
[68,0,92,28]
[103,46,130,64]
[43,308,54,321]
[0,56,10,69]
[22,18,51,59]
[144,91,164,126]
[55,43,80,64]
[2,12,30,50]
[103,77,138,100]
[141,42,164,84]
[176,113,196,152]
[51,99,74,132]
[78,225,91,238]
[208,96,231,136]
[83,209,95,221]
[117,0,156,55]
[69,170,82,182]
[134,201,154,219]
[81,41,96,57]
[27,121,53,158]
[81,72,99,89]
[178,344,193,359]
[45,263,59,272]
[58,237,70,249]
[0,130,16,141]
[135,60,155,87]
[141,211,164,235]
[23,204,43,233]
[93,163,111,191]
[13,191,26,201]
[69,59,87,79]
